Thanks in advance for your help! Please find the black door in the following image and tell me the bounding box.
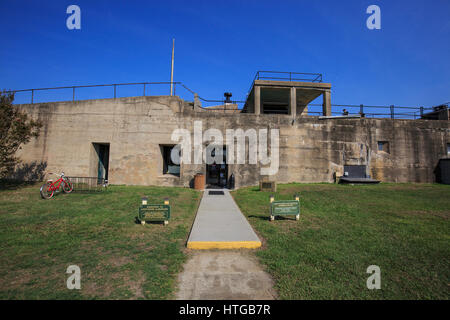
[94,143,110,181]
[206,147,227,187]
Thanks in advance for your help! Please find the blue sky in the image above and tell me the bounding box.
[0,0,449,108]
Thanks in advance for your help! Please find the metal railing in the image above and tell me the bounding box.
[307,103,435,120]
[5,82,182,104]
[177,83,246,106]
[4,79,443,119]
[4,81,247,107]
[245,71,323,99]
[254,71,323,83]
[67,176,107,192]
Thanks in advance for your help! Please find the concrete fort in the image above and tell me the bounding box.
[13,77,450,188]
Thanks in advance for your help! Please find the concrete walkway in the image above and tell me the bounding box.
[175,251,277,300]
[178,190,275,300]
[187,189,262,249]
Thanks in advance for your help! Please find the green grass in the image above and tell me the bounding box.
[2,182,448,300]
[232,183,450,299]
[0,183,200,299]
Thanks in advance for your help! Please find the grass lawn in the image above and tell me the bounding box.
[232,183,450,300]
[0,183,200,299]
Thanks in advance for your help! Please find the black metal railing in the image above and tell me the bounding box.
[4,81,247,108]
[307,103,435,120]
[4,79,443,119]
[4,82,183,105]
[245,71,323,99]
[255,71,323,83]
[177,83,246,107]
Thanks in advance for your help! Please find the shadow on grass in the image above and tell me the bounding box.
[134,217,168,225]
[273,216,298,221]
[248,214,270,221]
[0,179,40,191]
[249,214,298,221]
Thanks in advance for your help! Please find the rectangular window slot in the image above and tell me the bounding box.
[377,141,390,153]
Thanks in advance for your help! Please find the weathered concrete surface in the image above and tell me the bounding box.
[187,189,261,249]
[244,80,331,115]
[14,95,450,187]
[175,250,277,300]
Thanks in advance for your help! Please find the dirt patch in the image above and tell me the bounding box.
[108,256,133,267]
[398,210,450,220]
[128,276,145,299]
[121,272,146,299]
[83,280,114,298]
[0,270,33,291]
[175,250,277,300]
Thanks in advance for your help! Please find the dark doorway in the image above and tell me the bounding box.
[263,102,289,114]
[161,145,180,176]
[93,143,110,181]
[206,146,228,188]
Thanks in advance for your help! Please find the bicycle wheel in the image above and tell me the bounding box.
[40,182,54,199]
[62,178,73,193]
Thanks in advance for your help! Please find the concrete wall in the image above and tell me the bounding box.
[15,96,450,187]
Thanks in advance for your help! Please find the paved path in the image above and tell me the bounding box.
[178,190,275,300]
[187,189,261,249]
[175,251,277,300]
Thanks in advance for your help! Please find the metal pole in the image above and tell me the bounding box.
[31,89,34,104]
[170,38,175,96]
[390,105,394,119]
[73,87,75,101]
[420,106,424,118]
[360,104,364,115]
[143,83,146,96]
[114,84,116,99]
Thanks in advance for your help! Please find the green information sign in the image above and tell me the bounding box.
[138,204,171,225]
[270,200,300,221]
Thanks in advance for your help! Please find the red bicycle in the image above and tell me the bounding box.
[40,172,73,199]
